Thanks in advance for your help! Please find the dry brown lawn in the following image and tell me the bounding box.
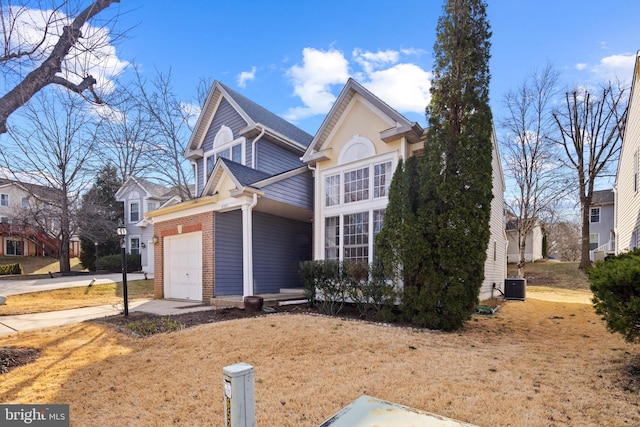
[0,256,84,275]
[0,280,154,315]
[0,288,638,426]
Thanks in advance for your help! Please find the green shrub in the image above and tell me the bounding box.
[299,260,347,315]
[587,249,640,343]
[98,254,142,273]
[0,263,22,275]
[300,260,397,319]
[346,261,397,321]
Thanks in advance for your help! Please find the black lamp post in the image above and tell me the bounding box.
[94,241,98,272]
[116,221,129,317]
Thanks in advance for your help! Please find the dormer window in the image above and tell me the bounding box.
[205,125,246,177]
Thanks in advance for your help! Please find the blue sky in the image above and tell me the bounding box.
[104,0,640,136]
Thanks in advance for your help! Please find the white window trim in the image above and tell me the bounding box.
[319,151,396,264]
[589,233,600,251]
[204,138,246,172]
[589,207,600,223]
[129,201,140,223]
[321,152,397,216]
[129,236,141,255]
[0,193,9,207]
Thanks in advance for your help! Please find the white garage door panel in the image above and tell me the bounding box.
[164,232,202,300]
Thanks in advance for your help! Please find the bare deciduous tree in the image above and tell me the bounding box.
[500,65,569,277]
[0,0,123,135]
[552,81,629,269]
[133,67,195,200]
[1,90,99,272]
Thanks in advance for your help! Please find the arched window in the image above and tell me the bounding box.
[338,135,376,165]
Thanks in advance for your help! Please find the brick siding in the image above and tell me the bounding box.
[152,211,215,302]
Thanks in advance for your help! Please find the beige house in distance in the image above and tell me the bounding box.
[615,50,640,253]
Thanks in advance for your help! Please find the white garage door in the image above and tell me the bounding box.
[164,232,202,300]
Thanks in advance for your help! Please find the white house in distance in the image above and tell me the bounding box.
[589,189,615,261]
[115,177,183,274]
[615,50,640,254]
[301,79,507,301]
[505,218,544,264]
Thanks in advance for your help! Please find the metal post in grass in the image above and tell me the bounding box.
[116,220,129,317]
[223,363,255,427]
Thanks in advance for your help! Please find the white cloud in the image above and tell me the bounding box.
[575,53,636,83]
[237,66,257,88]
[3,6,128,94]
[284,48,350,120]
[363,63,431,114]
[285,47,431,122]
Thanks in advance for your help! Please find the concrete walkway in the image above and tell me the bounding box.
[0,299,213,337]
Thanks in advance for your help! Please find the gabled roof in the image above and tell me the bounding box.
[201,158,270,196]
[302,78,424,164]
[115,176,173,200]
[591,189,614,206]
[0,177,60,202]
[185,81,313,160]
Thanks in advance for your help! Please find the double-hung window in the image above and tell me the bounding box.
[322,154,395,264]
[130,202,140,222]
[130,238,140,255]
[590,207,600,223]
[0,194,8,207]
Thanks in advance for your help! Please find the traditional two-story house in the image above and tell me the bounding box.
[115,177,185,274]
[147,79,507,303]
[0,178,79,257]
[615,50,640,254]
[146,81,314,302]
[301,79,507,301]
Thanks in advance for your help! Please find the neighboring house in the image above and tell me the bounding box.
[0,178,79,257]
[301,79,507,301]
[589,189,615,261]
[615,50,640,254]
[146,81,314,302]
[115,177,184,274]
[505,218,544,263]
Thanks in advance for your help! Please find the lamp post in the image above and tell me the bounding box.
[94,241,98,272]
[116,221,129,317]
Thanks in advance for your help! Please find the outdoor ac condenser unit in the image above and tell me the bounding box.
[504,278,526,301]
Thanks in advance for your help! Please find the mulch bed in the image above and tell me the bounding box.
[0,347,41,374]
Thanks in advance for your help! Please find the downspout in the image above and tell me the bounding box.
[252,126,266,169]
[307,164,317,260]
[242,193,259,297]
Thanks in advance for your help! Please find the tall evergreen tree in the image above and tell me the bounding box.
[378,0,493,330]
[78,164,124,270]
[424,0,493,330]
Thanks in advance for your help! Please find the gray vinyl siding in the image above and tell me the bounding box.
[256,139,304,175]
[261,171,313,211]
[253,212,311,293]
[214,210,243,296]
[201,98,247,153]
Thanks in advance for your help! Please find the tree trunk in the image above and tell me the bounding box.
[579,201,591,269]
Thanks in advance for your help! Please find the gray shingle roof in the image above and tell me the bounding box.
[591,189,614,205]
[219,82,313,147]
[221,159,272,187]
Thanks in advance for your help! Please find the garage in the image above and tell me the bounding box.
[163,232,203,301]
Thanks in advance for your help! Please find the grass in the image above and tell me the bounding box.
[0,280,154,315]
[0,256,85,275]
[0,298,637,426]
[508,260,590,290]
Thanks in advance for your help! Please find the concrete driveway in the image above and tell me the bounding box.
[0,272,152,296]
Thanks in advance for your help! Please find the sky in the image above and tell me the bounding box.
[97,0,640,137]
[2,0,639,204]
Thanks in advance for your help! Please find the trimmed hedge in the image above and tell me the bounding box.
[0,263,22,275]
[98,254,142,273]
